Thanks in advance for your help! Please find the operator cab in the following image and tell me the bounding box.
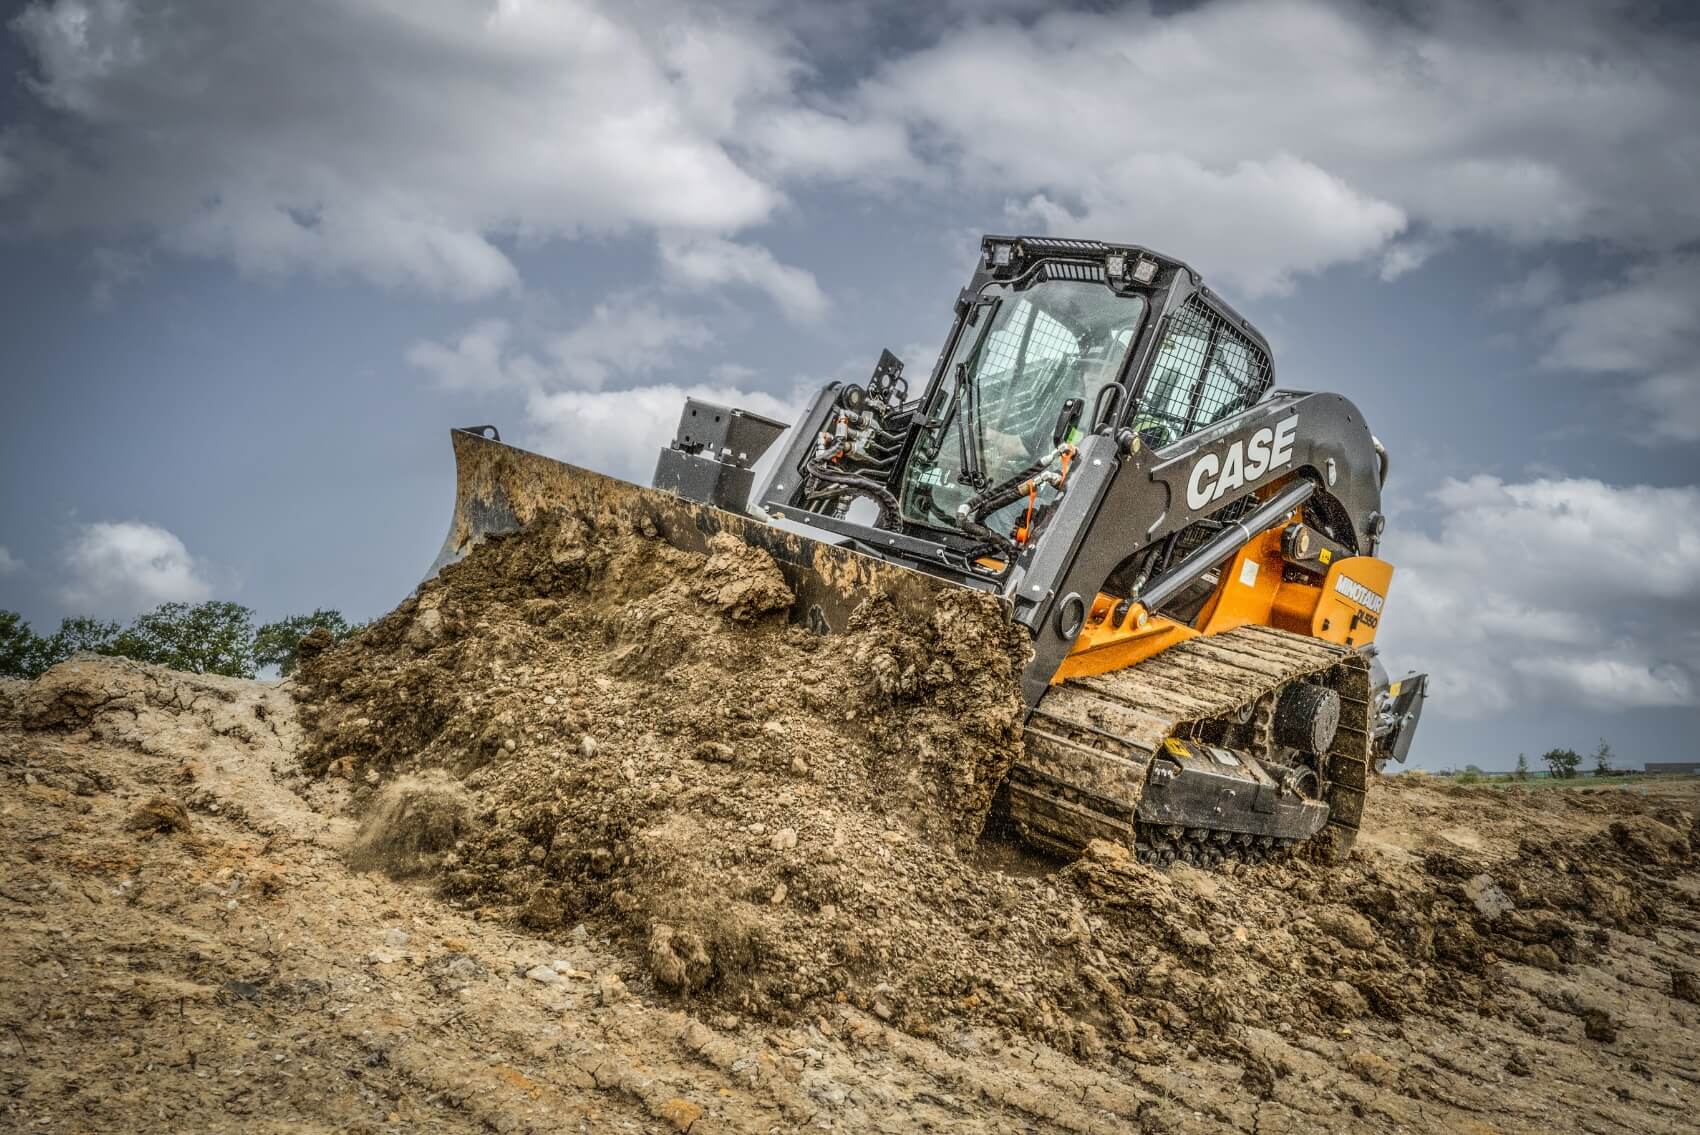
[889,238,1274,564]
[898,278,1147,542]
[732,235,1279,584]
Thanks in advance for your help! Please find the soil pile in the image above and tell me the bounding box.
[296,509,1039,1027]
[7,648,1700,1133]
[294,508,1700,1067]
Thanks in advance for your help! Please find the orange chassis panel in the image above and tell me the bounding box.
[1054,521,1393,684]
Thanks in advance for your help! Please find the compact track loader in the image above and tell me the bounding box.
[433,235,1428,864]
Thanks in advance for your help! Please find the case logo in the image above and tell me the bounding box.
[1185,415,1299,510]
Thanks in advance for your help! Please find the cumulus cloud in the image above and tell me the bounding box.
[88,244,146,309]
[408,297,715,396]
[1538,255,1700,442]
[406,319,530,393]
[546,300,716,389]
[7,0,785,297]
[10,0,1700,307]
[1379,239,1443,283]
[1629,369,1700,445]
[658,235,828,322]
[525,383,801,484]
[1381,476,1700,717]
[746,107,917,181]
[1019,154,1405,297]
[778,0,1700,294]
[1492,264,1562,311]
[59,521,213,615]
[406,297,798,479]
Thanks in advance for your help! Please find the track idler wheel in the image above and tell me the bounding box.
[1273,682,1341,754]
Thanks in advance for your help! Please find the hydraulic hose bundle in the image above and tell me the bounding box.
[803,405,904,526]
[955,443,1076,557]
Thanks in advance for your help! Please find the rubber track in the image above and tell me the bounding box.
[1007,624,1372,857]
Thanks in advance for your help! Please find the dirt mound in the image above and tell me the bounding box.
[1608,816,1692,865]
[346,771,475,877]
[10,642,1700,1133]
[296,508,1037,1027]
[14,654,300,757]
[293,507,1700,1064]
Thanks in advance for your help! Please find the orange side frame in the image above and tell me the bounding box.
[1053,523,1394,684]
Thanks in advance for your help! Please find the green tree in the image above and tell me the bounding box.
[1542,747,1582,779]
[1515,752,1531,781]
[110,601,256,678]
[254,609,358,676]
[1,611,123,678]
[0,610,44,678]
[1592,738,1614,777]
[42,615,122,663]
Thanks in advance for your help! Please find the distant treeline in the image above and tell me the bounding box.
[1,602,361,681]
[1437,741,1627,782]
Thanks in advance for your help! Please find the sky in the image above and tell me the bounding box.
[1,0,1697,771]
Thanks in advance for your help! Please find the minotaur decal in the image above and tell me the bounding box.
[1333,573,1386,613]
[1186,414,1299,510]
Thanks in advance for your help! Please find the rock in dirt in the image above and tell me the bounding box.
[693,741,733,763]
[697,532,793,621]
[1583,1008,1618,1042]
[125,794,190,835]
[1671,970,1700,1005]
[520,888,566,929]
[1318,980,1370,1020]
[647,923,712,992]
[1465,873,1516,918]
[597,972,629,1006]
[1314,906,1377,950]
[0,676,25,719]
[657,1096,703,1132]
[1346,1049,1394,1085]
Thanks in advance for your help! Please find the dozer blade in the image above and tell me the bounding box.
[428,426,965,636]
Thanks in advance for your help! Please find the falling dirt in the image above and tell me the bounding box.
[345,772,475,879]
[3,513,1699,1131]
